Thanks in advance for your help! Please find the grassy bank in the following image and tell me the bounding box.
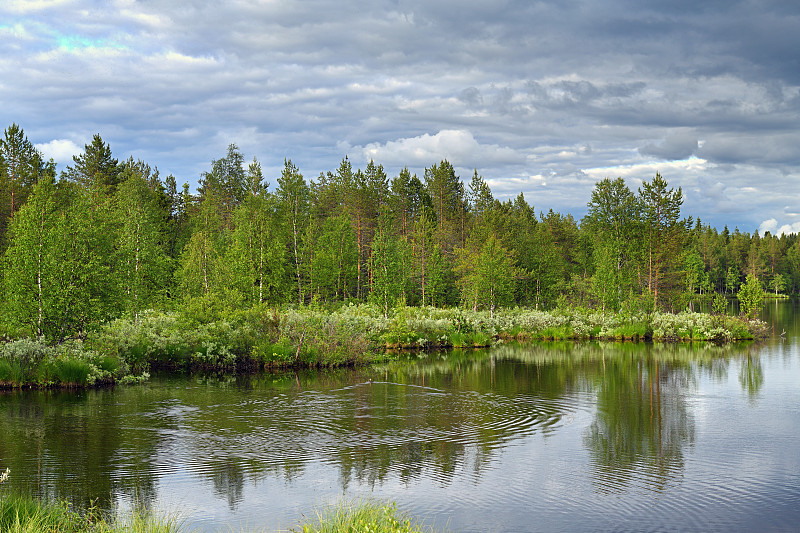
[0,303,767,388]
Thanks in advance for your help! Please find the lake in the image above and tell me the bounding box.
[2,301,800,532]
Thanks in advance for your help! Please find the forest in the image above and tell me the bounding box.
[0,123,792,343]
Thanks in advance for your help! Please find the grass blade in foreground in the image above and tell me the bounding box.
[294,500,441,533]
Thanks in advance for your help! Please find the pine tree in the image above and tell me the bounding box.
[389,167,429,239]
[638,173,685,308]
[468,169,493,221]
[198,144,248,226]
[0,124,54,252]
[62,134,121,195]
[424,160,465,251]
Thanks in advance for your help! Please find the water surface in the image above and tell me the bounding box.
[2,303,800,532]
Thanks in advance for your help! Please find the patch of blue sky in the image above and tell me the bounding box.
[57,35,128,52]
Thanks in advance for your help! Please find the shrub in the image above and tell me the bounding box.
[0,337,50,384]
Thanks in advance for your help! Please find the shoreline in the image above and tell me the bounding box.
[0,304,769,390]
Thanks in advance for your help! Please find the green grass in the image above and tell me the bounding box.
[50,357,94,386]
[97,511,183,533]
[294,500,440,533]
[0,494,85,532]
[0,490,437,533]
[0,494,182,533]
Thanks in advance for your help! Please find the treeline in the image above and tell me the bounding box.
[0,124,794,340]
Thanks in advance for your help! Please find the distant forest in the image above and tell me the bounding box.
[0,124,795,340]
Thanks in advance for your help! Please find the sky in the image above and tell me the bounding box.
[1,0,799,234]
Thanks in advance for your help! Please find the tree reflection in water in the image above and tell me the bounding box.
[0,338,767,517]
[584,346,694,494]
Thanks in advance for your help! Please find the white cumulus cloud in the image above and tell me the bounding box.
[759,219,800,237]
[355,129,522,168]
[36,139,81,165]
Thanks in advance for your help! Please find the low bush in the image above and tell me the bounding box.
[0,338,118,388]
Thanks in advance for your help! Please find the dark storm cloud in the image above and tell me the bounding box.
[1,0,799,231]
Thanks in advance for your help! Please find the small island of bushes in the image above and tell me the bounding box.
[0,301,767,389]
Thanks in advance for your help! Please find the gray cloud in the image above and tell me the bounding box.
[1,0,799,231]
[639,132,699,161]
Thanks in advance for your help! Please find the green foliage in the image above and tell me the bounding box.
[424,159,465,253]
[591,240,622,312]
[226,193,286,306]
[277,159,310,304]
[769,273,786,295]
[456,234,517,314]
[198,143,248,222]
[2,178,118,340]
[738,273,764,318]
[684,251,705,294]
[311,212,358,301]
[90,309,249,372]
[409,209,447,306]
[517,221,564,309]
[370,227,409,317]
[725,265,740,294]
[2,298,768,387]
[0,494,85,533]
[712,293,728,315]
[49,356,95,386]
[584,177,640,309]
[251,340,296,364]
[113,172,173,318]
[2,176,59,337]
[176,197,227,301]
[0,337,50,383]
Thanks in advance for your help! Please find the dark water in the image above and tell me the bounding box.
[2,303,800,532]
